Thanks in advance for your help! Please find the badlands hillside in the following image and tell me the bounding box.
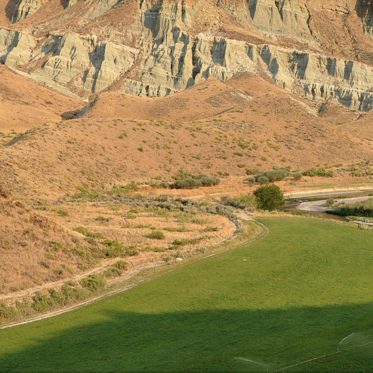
[1,0,373,109]
[2,0,373,312]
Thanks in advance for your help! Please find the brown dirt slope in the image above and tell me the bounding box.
[0,74,371,203]
[0,65,83,133]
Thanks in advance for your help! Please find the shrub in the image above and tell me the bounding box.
[152,247,166,252]
[246,168,260,175]
[109,181,139,195]
[15,300,30,309]
[204,226,219,232]
[265,169,288,182]
[74,187,99,200]
[48,288,67,306]
[302,168,333,177]
[80,274,106,291]
[170,173,220,189]
[246,177,255,185]
[103,240,125,258]
[325,199,335,207]
[124,247,139,256]
[57,209,69,216]
[254,184,285,211]
[257,176,269,185]
[148,231,166,240]
[0,306,18,319]
[293,172,303,181]
[32,291,53,312]
[39,260,50,268]
[50,241,62,252]
[162,226,188,232]
[221,194,255,210]
[113,260,128,270]
[95,216,107,221]
[104,267,123,277]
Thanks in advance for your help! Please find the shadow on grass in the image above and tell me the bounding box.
[1,302,373,372]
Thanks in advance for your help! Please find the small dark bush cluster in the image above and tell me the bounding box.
[124,247,139,256]
[109,181,139,195]
[292,172,303,181]
[147,231,165,240]
[32,291,55,312]
[74,186,99,200]
[246,168,291,186]
[113,260,128,270]
[302,168,334,177]
[327,207,373,217]
[0,303,18,319]
[80,194,234,217]
[221,194,255,210]
[79,274,106,291]
[170,175,220,189]
[169,170,220,189]
[170,237,204,250]
[104,267,123,278]
[103,239,125,258]
[256,169,289,183]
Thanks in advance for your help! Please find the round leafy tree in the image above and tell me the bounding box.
[253,184,285,211]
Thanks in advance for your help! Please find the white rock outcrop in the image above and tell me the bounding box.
[1,0,373,111]
[11,0,46,23]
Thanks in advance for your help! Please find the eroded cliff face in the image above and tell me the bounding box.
[356,0,373,37]
[1,0,373,111]
[11,0,46,24]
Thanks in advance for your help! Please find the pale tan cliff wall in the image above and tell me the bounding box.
[1,0,373,111]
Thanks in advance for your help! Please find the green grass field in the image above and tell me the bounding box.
[1,217,373,372]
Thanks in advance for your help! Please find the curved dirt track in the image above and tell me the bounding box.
[298,196,372,213]
[0,214,268,330]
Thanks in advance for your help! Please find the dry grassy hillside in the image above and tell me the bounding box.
[1,74,372,202]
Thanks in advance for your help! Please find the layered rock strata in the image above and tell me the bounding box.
[1,0,373,111]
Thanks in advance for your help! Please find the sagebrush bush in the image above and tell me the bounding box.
[104,267,123,277]
[103,239,125,258]
[113,260,128,270]
[257,176,269,185]
[0,306,18,319]
[32,291,53,312]
[302,168,333,177]
[293,172,303,181]
[170,172,220,189]
[148,231,166,240]
[80,274,106,291]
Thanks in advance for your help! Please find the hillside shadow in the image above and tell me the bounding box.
[1,302,373,372]
[356,0,373,19]
[5,0,18,21]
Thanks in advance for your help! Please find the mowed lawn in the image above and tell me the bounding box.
[1,217,373,372]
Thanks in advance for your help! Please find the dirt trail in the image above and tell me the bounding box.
[0,214,267,330]
[298,196,372,213]
[0,258,152,301]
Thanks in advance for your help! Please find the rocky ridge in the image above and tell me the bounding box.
[1,0,373,110]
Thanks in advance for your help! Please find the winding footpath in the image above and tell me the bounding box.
[0,213,269,330]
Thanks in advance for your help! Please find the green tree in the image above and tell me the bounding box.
[253,184,285,211]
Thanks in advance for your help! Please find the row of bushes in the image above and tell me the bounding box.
[0,264,129,319]
[246,168,302,185]
[170,175,220,189]
[89,194,235,217]
[302,168,334,177]
[327,207,373,218]
[221,194,256,210]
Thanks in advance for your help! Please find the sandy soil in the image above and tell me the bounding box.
[298,196,373,213]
